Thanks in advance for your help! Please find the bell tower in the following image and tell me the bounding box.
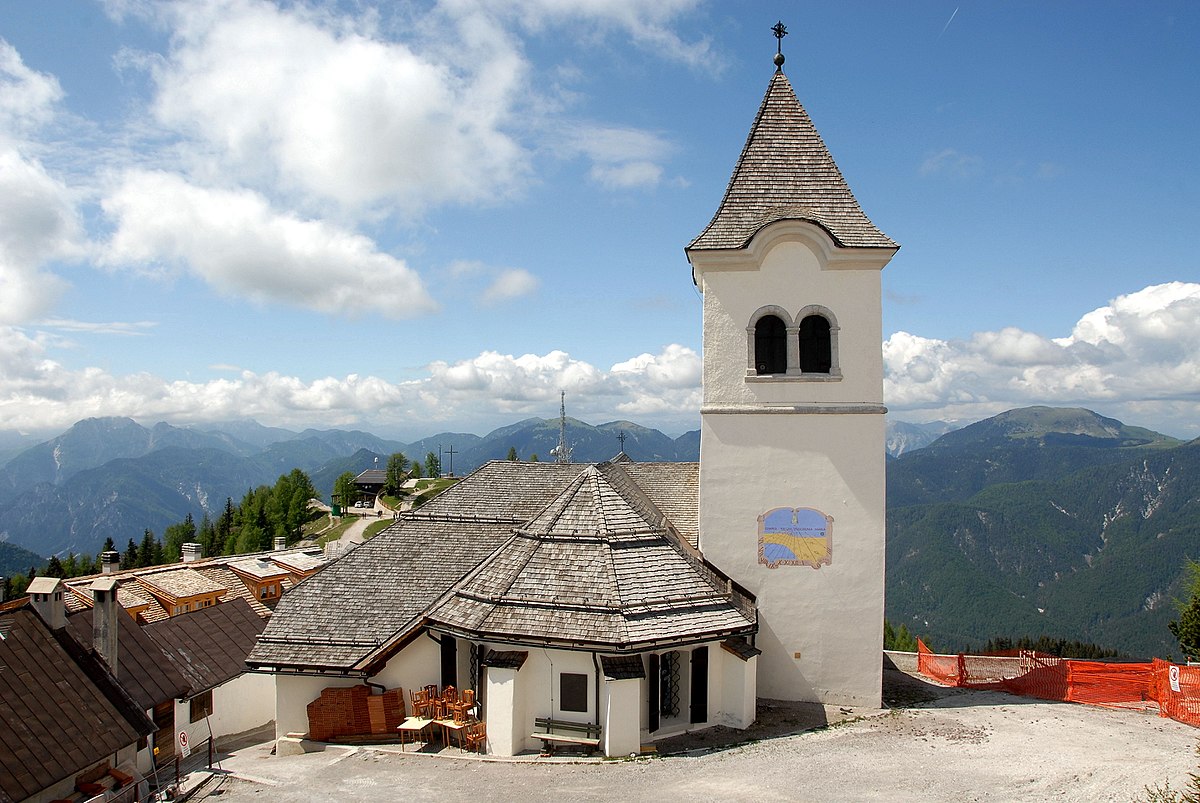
[687,25,898,706]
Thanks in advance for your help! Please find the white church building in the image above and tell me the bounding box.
[248,34,897,756]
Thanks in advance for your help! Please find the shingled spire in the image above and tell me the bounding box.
[687,69,897,252]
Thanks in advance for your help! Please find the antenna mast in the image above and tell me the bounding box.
[553,391,572,463]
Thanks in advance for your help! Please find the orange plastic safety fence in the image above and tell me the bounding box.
[1065,661,1157,712]
[1154,658,1200,727]
[914,645,1195,728]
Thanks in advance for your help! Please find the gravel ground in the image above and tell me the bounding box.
[190,672,1197,802]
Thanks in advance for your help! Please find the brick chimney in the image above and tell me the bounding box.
[273,536,287,551]
[92,576,119,678]
[100,550,120,574]
[181,542,203,563]
[28,576,66,630]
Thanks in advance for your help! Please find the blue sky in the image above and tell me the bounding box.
[0,0,1197,440]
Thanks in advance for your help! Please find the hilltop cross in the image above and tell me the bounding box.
[617,430,627,452]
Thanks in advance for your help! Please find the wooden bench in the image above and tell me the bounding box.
[530,717,601,755]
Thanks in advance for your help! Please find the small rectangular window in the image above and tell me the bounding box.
[560,673,588,713]
[190,690,213,723]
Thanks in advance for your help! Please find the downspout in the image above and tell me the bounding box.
[592,652,602,730]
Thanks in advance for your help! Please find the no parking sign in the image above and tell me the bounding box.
[178,730,192,758]
[1170,665,1182,693]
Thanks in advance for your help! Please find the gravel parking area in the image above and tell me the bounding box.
[190,673,1197,802]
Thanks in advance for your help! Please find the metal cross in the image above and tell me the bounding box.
[444,444,457,476]
[617,430,627,451]
[772,21,788,52]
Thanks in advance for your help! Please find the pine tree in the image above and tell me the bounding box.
[1170,560,1200,660]
[45,555,65,577]
[121,539,138,569]
[506,447,518,462]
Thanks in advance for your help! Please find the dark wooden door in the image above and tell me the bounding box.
[440,635,457,689]
[689,647,709,724]
[153,700,174,765]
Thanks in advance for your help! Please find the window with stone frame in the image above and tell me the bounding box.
[754,314,787,374]
[798,314,832,373]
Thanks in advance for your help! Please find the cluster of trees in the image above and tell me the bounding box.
[2,469,320,600]
[883,619,923,652]
[980,635,1122,659]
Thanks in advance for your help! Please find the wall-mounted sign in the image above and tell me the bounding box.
[757,507,833,569]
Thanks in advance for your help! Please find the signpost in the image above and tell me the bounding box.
[178,730,192,758]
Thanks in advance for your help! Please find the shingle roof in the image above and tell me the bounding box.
[229,557,290,580]
[138,567,226,600]
[0,607,152,801]
[145,598,267,694]
[428,464,755,650]
[252,459,754,671]
[688,69,896,252]
[601,655,646,680]
[248,517,515,671]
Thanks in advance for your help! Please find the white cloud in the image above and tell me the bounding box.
[141,0,529,215]
[480,268,539,305]
[0,40,64,139]
[38,319,157,336]
[100,170,437,318]
[885,282,1200,438]
[563,125,673,190]
[0,338,703,434]
[0,150,80,324]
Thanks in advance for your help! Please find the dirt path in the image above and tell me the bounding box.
[193,679,1197,802]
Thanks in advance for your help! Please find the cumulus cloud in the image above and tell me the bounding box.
[0,40,64,139]
[0,150,80,323]
[140,0,529,214]
[0,339,703,433]
[100,170,437,318]
[885,282,1200,437]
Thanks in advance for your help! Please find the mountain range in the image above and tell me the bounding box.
[885,406,1195,660]
[2,406,1197,662]
[0,415,700,559]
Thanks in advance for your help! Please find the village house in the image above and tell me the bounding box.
[1,580,155,802]
[249,35,896,757]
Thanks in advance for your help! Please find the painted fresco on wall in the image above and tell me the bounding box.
[757,507,833,569]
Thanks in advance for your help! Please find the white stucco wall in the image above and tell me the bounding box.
[175,672,276,749]
[603,678,641,756]
[692,224,890,708]
[273,673,359,740]
[484,665,519,756]
[370,634,441,697]
[716,649,757,729]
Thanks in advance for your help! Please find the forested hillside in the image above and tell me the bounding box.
[886,407,1197,659]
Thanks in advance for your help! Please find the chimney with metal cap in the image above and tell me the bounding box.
[28,576,66,630]
[273,536,287,551]
[101,550,120,574]
[181,542,203,563]
[92,576,119,678]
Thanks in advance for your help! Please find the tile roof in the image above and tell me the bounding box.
[272,551,326,574]
[191,565,274,617]
[0,606,152,802]
[65,607,190,710]
[145,598,267,694]
[688,69,897,252]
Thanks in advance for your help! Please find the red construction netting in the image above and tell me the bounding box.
[915,639,1192,726]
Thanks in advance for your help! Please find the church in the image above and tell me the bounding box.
[248,30,898,757]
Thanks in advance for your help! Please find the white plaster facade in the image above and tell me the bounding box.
[691,222,893,707]
[176,671,276,749]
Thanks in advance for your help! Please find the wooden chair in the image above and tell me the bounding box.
[450,688,476,722]
[410,688,433,719]
[443,685,458,705]
[463,720,487,754]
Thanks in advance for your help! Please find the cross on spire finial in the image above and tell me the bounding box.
[772,21,787,71]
